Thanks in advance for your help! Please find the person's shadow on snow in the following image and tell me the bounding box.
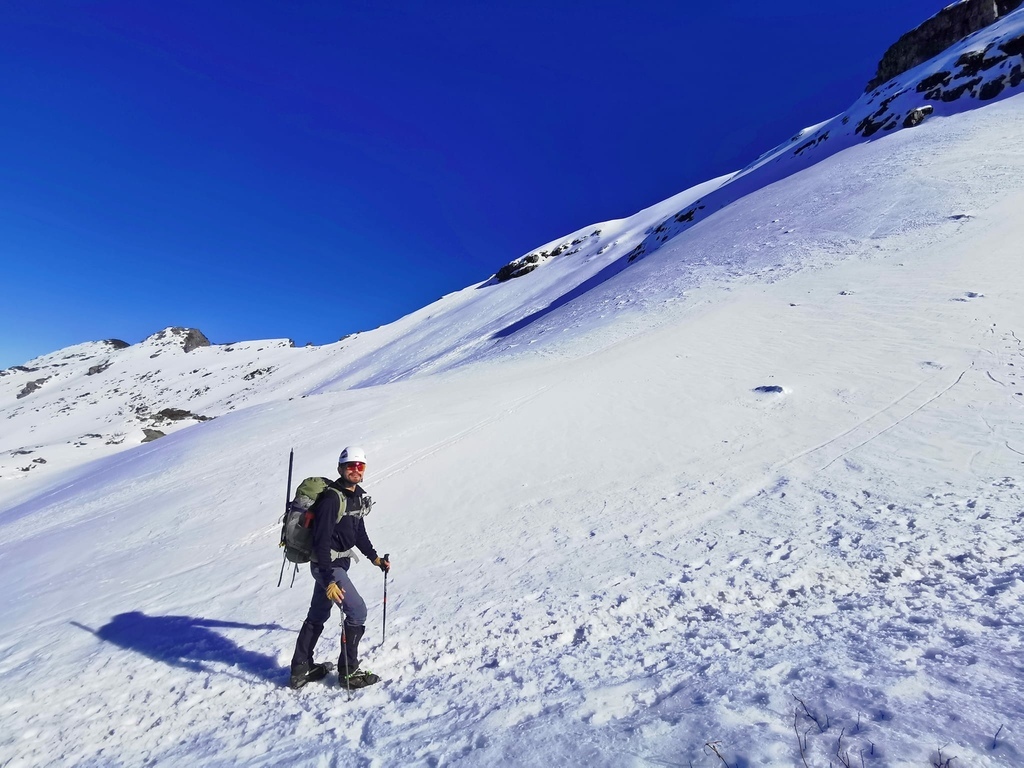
[72,611,291,684]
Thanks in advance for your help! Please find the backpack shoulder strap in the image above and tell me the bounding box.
[322,482,346,523]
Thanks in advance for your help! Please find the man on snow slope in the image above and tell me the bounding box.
[289,446,391,689]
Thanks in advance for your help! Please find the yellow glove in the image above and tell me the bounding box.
[373,556,391,573]
[326,582,344,603]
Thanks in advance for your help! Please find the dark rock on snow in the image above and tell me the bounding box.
[903,105,935,128]
[182,329,211,353]
[496,254,542,282]
[87,361,113,376]
[17,378,50,399]
[147,327,211,352]
[153,408,212,423]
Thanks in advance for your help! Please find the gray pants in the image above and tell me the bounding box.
[291,562,368,670]
[308,562,367,626]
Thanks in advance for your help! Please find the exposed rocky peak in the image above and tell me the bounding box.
[866,0,1024,92]
[141,327,211,353]
[1,325,301,481]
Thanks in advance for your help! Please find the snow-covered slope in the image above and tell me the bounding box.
[0,177,728,490]
[7,10,1024,499]
[3,10,1024,768]
[621,6,1024,265]
[0,329,294,480]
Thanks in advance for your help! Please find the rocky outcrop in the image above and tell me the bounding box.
[182,329,210,352]
[866,0,1024,92]
[496,253,544,282]
[903,105,935,127]
[1,366,36,378]
[146,327,211,352]
[494,231,601,283]
[911,41,1024,102]
[87,361,113,376]
[153,407,211,422]
[17,378,49,399]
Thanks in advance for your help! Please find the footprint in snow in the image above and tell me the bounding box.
[753,385,786,395]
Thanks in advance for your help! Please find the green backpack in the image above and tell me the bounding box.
[280,476,343,565]
[276,450,375,587]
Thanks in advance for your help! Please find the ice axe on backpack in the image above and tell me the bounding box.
[276,449,295,588]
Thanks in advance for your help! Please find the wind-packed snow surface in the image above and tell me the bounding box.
[4,23,1024,768]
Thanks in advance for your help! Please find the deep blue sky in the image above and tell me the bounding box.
[1,0,948,367]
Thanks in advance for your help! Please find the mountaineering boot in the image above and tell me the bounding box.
[341,622,366,675]
[338,623,379,688]
[292,620,324,668]
[289,661,332,689]
[341,667,381,689]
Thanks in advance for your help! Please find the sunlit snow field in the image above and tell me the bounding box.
[3,74,1024,768]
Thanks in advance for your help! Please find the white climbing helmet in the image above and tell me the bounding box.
[338,446,367,465]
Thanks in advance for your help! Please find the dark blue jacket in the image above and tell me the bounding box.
[310,479,380,585]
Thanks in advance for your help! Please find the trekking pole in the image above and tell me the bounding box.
[339,608,353,701]
[381,553,390,644]
[276,449,295,588]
